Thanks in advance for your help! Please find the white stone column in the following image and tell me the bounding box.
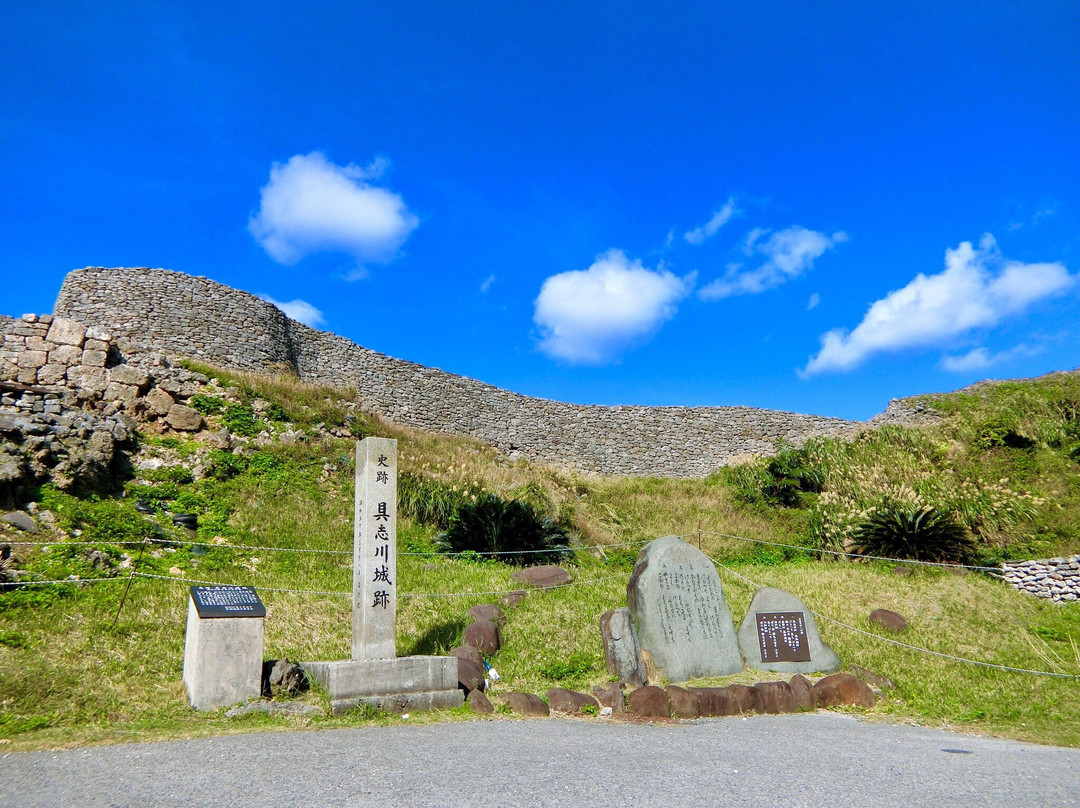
[352,437,397,660]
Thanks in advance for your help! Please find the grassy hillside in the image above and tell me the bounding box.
[1,364,1078,750]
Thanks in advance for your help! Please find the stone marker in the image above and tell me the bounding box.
[626,535,743,682]
[737,587,840,675]
[869,608,908,632]
[510,565,572,588]
[302,437,462,715]
[183,585,265,711]
[600,607,646,686]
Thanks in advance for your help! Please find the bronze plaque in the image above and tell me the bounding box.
[756,611,811,663]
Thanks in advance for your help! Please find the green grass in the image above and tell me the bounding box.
[2,366,1079,750]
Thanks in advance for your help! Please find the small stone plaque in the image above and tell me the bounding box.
[190,585,266,619]
[756,611,811,663]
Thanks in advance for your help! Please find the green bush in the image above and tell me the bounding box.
[851,504,975,563]
[188,394,225,415]
[438,493,571,565]
[205,450,247,481]
[223,403,262,437]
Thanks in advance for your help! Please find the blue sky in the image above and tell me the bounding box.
[3,1,1078,420]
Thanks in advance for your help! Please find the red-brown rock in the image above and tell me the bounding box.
[503,691,550,716]
[500,590,527,607]
[449,645,483,667]
[869,609,908,632]
[546,688,600,714]
[468,690,494,714]
[457,658,485,694]
[627,685,670,718]
[814,673,876,709]
[690,687,742,717]
[728,684,759,714]
[592,683,625,714]
[510,565,572,588]
[753,681,798,714]
[788,674,817,711]
[463,620,502,655]
[666,686,699,719]
[467,603,507,626]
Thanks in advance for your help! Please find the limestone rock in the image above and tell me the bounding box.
[814,673,876,709]
[600,607,646,686]
[107,364,151,390]
[626,535,743,682]
[510,565,572,588]
[869,609,908,632]
[627,685,670,718]
[466,603,507,626]
[666,685,699,719]
[737,586,840,675]
[502,692,549,716]
[166,404,204,432]
[262,659,309,698]
[45,319,86,347]
[468,690,494,714]
[143,386,176,416]
[463,620,502,655]
[1,511,38,532]
[104,382,139,402]
[545,688,599,715]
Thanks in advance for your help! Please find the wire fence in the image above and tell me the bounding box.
[5,527,1077,680]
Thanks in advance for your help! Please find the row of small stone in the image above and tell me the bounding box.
[1001,556,1080,603]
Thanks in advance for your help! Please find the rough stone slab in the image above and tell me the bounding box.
[183,596,264,711]
[600,607,646,686]
[330,688,463,716]
[2,511,39,532]
[737,587,840,675]
[627,535,743,682]
[45,319,86,347]
[301,655,458,700]
[510,565,572,588]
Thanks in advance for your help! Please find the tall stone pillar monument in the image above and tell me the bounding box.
[302,437,462,715]
[353,437,397,660]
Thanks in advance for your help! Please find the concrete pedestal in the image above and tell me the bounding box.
[302,656,462,715]
[183,596,264,711]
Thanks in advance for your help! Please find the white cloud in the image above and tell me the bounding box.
[533,249,694,364]
[685,197,739,245]
[699,227,847,300]
[256,294,326,328]
[480,274,496,293]
[939,344,1041,373]
[248,151,418,266]
[807,292,820,311]
[802,234,1075,376]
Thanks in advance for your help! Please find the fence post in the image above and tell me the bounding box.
[111,537,148,629]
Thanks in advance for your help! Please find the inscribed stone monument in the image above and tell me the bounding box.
[627,535,743,682]
[736,587,840,674]
[302,437,462,715]
[183,585,265,710]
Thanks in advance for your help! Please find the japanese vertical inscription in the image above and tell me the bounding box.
[352,437,398,660]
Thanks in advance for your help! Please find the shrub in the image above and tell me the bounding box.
[851,504,975,563]
[205,450,248,481]
[188,394,225,415]
[399,471,479,530]
[438,493,571,565]
[223,403,261,437]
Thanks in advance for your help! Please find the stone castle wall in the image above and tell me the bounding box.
[49,266,872,477]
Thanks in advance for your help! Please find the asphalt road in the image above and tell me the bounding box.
[2,713,1078,807]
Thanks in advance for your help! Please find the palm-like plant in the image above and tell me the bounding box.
[438,493,571,565]
[851,504,975,563]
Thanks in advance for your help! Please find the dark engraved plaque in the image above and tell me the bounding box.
[190,586,266,619]
[756,611,811,663]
